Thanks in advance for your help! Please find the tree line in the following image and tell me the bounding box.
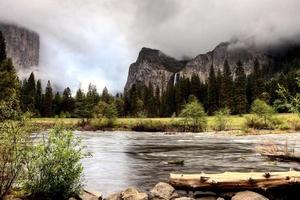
[125,59,300,117]
[1,29,299,119]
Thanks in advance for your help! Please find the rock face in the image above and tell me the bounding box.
[124,47,187,93]
[124,40,300,93]
[0,22,39,71]
[179,42,270,81]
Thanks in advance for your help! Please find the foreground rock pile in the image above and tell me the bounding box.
[102,182,269,200]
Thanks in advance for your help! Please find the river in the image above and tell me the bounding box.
[78,131,300,196]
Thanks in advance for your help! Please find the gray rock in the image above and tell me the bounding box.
[150,182,179,200]
[196,197,216,200]
[79,190,102,200]
[0,22,39,71]
[121,187,148,200]
[106,192,122,200]
[174,197,195,200]
[124,47,186,94]
[232,191,269,200]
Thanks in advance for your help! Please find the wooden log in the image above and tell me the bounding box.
[170,171,300,191]
[262,153,300,163]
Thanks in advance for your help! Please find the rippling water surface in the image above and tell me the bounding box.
[77,131,300,196]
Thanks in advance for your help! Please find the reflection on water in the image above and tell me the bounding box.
[78,131,300,196]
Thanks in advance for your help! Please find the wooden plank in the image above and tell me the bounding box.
[169,171,300,191]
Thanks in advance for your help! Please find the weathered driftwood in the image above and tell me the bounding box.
[262,153,300,162]
[170,171,300,191]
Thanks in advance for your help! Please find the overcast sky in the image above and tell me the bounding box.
[0,0,300,93]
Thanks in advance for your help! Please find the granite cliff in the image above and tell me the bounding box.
[0,22,39,71]
[124,40,300,93]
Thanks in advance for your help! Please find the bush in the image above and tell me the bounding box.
[0,118,32,199]
[245,115,281,130]
[213,108,230,131]
[24,126,88,199]
[288,118,300,131]
[245,99,280,130]
[131,120,166,132]
[179,99,207,132]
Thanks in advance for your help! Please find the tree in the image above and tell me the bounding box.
[208,65,218,114]
[277,77,300,116]
[61,87,75,116]
[74,88,89,118]
[42,81,53,117]
[53,92,62,116]
[251,59,264,102]
[0,58,20,119]
[179,98,207,132]
[93,101,118,121]
[0,31,6,62]
[0,119,32,199]
[25,126,87,199]
[86,84,100,114]
[251,99,275,125]
[234,61,247,114]
[35,80,43,115]
[101,86,112,103]
[22,72,36,113]
[213,107,230,131]
[220,60,233,111]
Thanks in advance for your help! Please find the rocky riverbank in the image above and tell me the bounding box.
[72,182,300,200]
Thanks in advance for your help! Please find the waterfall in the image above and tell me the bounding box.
[173,73,178,86]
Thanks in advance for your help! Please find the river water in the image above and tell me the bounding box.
[77,131,300,196]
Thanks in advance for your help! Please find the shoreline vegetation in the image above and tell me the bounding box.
[31,113,300,135]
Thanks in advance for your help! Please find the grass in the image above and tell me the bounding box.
[30,113,299,133]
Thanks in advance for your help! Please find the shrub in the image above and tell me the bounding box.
[131,120,166,132]
[245,99,280,130]
[251,99,275,124]
[0,118,32,199]
[213,108,230,131]
[179,99,207,132]
[245,115,281,130]
[24,126,88,199]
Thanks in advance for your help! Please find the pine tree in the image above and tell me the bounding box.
[0,31,6,62]
[53,92,62,116]
[208,65,218,114]
[190,74,201,101]
[234,61,247,114]
[216,69,222,109]
[220,60,234,111]
[251,58,264,102]
[61,87,75,115]
[27,72,36,112]
[0,58,19,102]
[43,80,53,117]
[101,86,111,103]
[74,88,89,118]
[35,80,43,115]
[0,57,20,119]
[86,84,100,114]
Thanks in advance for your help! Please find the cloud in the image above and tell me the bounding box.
[0,0,300,93]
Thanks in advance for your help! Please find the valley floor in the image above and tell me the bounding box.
[31,113,300,134]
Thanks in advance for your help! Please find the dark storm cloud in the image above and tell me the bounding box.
[0,0,300,92]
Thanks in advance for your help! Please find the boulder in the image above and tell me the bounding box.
[121,187,148,200]
[106,192,122,200]
[150,182,179,200]
[79,190,102,200]
[196,197,217,200]
[174,197,194,200]
[232,191,269,200]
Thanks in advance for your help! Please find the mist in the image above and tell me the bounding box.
[0,0,300,93]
